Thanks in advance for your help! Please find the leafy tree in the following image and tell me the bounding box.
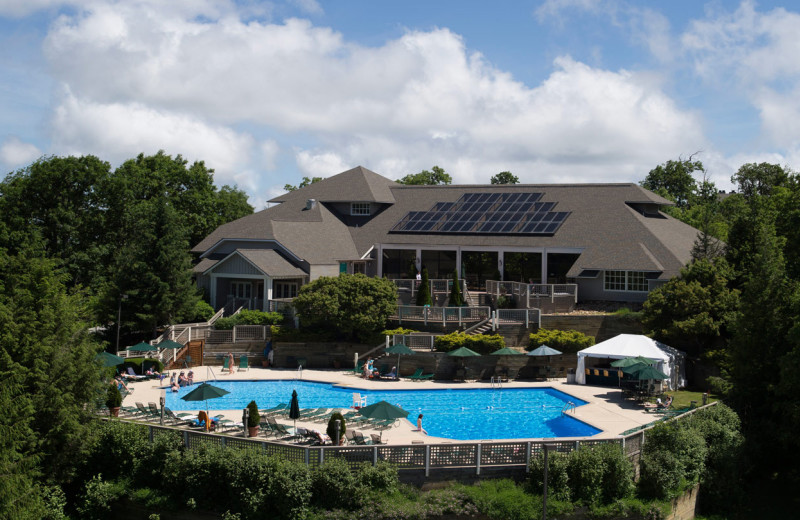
[292,274,397,342]
[415,268,432,306]
[731,162,790,200]
[528,329,594,353]
[283,176,323,192]
[490,171,519,184]
[0,230,104,515]
[448,270,464,306]
[641,258,740,358]
[690,178,726,260]
[397,166,452,185]
[640,156,703,208]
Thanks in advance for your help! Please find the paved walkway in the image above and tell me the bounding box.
[121,366,658,445]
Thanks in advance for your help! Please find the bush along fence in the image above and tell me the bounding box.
[112,401,718,479]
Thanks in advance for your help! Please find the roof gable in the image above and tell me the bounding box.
[268,166,399,204]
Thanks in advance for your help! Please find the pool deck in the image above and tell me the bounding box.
[121,366,658,445]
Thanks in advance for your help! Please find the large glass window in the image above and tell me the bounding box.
[274,282,298,299]
[421,250,457,279]
[503,252,542,283]
[382,249,417,279]
[604,271,648,292]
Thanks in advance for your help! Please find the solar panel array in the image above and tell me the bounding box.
[390,192,570,235]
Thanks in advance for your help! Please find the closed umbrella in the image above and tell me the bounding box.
[95,351,125,367]
[385,343,415,377]
[289,389,300,432]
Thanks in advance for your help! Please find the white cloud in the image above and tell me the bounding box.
[289,0,322,16]
[0,136,42,166]
[31,1,710,203]
[49,90,258,188]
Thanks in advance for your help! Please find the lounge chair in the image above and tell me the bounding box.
[369,418,396,430]
[126,367,147,380]
[370,433,385,445]
[272,422,298,440]
[259,403,287,416]
[350,361,365,375]
[344,430,357,445]
[238,355,248,372]
[352,393,367,408]
[148,402,161,416]
[353,431,372,445]
[134,402,158,421]
[222,356,230,372]
[407,368,434,380]
[164,408,194,425]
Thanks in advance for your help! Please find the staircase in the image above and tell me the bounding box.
[166,339,204,369]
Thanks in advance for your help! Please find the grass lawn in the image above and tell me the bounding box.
[647,390,719,409]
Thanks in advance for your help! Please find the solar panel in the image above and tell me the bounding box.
[389,192,569,235]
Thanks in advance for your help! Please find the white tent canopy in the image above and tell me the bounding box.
[575,334,686,390]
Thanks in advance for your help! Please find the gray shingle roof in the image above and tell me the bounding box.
[195,168,699,280]
[237,250,307,278]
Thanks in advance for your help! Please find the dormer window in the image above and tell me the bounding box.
[351,202,371,216]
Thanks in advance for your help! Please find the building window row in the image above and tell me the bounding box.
[351,202,371,216]
[604,270,648,292]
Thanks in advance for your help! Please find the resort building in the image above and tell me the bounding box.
[192,166,699,311]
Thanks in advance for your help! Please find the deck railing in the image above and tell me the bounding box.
[394,305,490,327]
[485,280,578,307]
[392,278,468,300]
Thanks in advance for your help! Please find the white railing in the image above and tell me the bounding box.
[485,280,578,307]
[393,334,437,351]
[392,278,468,300]
[205,325,269,344]
[495,309,541,328]
[395,305,490,327]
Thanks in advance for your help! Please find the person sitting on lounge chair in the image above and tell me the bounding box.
[114,376,129,392]
[145,366,161,378]
[387,366,397,380]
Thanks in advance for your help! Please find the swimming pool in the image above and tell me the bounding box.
[165,380,601,440]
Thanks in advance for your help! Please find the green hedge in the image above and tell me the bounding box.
[434,332,506,354]
[214,310,284,330]
[528,329,595,353]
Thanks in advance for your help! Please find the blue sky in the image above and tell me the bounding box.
[1,0,798,207]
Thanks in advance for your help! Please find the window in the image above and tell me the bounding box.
[230,281,252,299]
[351,203,371,216]
[604,270,626,291]
[274,282,298,299]
[604,271,649,292]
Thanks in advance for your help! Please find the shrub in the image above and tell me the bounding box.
[326,412,346,444]
[105,384,122,409]
[459,479,542,520]
[528,329,595,353]
[78,422,151,483]
[496,294,515,309]
[449,270,465,306]
[527,451,571,501]
[639,450,682,500]
[214,311,284,330]
[246,400,260,428]
[214,317,236,330]
[416,268,432,306]
[189,299,215,323]
[354,462,399,492]
[77,475,127,520]
[644,423,707,485]
[381,327,419,336]
[434,331,506,354]
[310,457,362,510]
[566,446,605,505]
[594,443,634,503]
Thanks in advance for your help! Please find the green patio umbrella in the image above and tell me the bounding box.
[157,339,184,349]
[490,347,524,356]
[621,362,651,376]
[357,400,410,421]
[95,351,125,367]
[527,345,562,356]
[630,365,669,381]
[447,346,482,357]
[289,389,301,432]
[126,341,158,353]
[611,356,654,368]
[385,343,415,377]
[181,383,230,430]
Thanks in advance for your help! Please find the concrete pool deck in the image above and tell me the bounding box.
[121,366,659,445]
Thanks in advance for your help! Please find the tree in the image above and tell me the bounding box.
[397,166,452,185]
[292,274,397,342]
[731,162,790,200]
[490,171,519,184]
[415,268,432,306]
[691,178,726,261]
[448,270,464,306]
[641,156,703,208]
[284,176,323,192]
[641,258,740,359]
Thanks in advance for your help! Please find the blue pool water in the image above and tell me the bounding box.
[165,380,601,440]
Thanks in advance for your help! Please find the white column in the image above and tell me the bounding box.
[540,249,548,285]
[455,247,462,279]
[263,276,269,310]
[498,251,504,281]
[415,248,422,272]
[266,277,273,301]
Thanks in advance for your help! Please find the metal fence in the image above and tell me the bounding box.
[395,305,490,326]
[485,280,578,307]
[204,325,269,344]
[392,278,468,300]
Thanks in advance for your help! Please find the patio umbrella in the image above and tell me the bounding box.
[490,347,524,356]
[385,343,415,377]
[126,341,158,353]
[157,339,184,350]
[288,389,300,432]
[95,351,125,367]
[621,362,651,376]
[611,356,654,368]
[630,365,669,381]
[447,346,481,358]
[357,400,410,421]
[181,383,230,430]
[527,345,563,356]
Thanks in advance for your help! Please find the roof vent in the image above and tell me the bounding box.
[306,199,316,210]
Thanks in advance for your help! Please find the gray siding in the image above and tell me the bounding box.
[214,255,263,275]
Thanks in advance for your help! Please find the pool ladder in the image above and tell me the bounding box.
[562,401,576,415]
[206,367,218,382]
[490,376,503,389]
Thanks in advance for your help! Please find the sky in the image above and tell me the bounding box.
[1,0,799,208]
